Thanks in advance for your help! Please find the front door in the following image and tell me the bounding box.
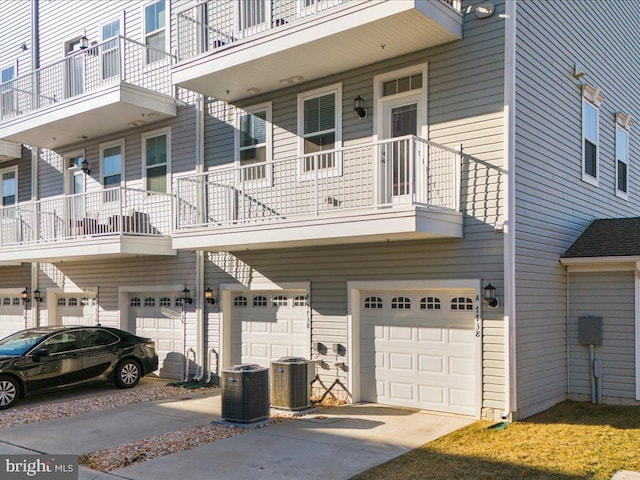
[381,93,423,203]
[64,38,85,98]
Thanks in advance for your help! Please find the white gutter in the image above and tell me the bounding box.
[502,0,517,420]
[195,93,206,374]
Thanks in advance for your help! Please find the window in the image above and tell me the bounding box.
[159,297,171,307]
[0,62,17,118]
[130,297,141,307]
[2,298,10,306]
[298,84,342,175]
[100,17,121,79]
[80,297,91,306]
[582,85,603,186]
[237,104,271,181]
[272,295,288,307]
[420,297,441,310]
[382,73,422,97]
[41,332,78,355]
[143,130,170,193]
[1,167,17,206]
[451,297,473,311]
[144,297,156,307]
[101,141,123,201]
[57,298,66,307]
[391,296,411,310]
[252,295,267,307]
[234,296,248,307]
[616,113,631,199]
[68,297,78,307]
[364,296,383,309]
[11,297,19,306]
[81,329,118,348]
[144,0,166,64]
[293,295,308,307]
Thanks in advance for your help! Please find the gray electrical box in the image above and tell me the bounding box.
[578,316,603,345]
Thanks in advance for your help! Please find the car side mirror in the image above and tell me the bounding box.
[33,348,49,361]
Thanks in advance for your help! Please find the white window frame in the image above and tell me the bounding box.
[297,83,342,180]
[142,127,171,193]
[615,113,632,200]
[142,0,168,65]
[235,102,272,186]
[63,149,86,196]
[582,84,603,187]
[100,138,125,192]
[0,60,18,118]
[0,165,18,207]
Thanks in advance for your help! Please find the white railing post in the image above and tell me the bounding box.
[314,155,319,215]
[409,136,415,203]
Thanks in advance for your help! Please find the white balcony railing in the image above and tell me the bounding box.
[176,0,462,61]
[175,135,461,230]
[0,36,174,122]
[0,187,172,247]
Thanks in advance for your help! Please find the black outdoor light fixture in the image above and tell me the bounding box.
[484,283,498,308]
[353,95,367,119]
[204,287,217,305]
[80,158,91,175]
[33,289,43,303]
[181,285,193,305]
[20,287,30,305]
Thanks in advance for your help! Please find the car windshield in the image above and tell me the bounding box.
[0,330,48,356]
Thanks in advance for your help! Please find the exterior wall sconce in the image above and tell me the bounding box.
[204,287,217,305]
[79,32,89,50]
[181,285,193,305]
[484,283,499,308]
[21,288,30,305]
[81,158,91,175]
[353,95,367,119]
[33,289,43,303]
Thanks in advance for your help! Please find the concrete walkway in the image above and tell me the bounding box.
[0,391,472,480]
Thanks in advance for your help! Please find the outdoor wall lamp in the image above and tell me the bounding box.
[484,283,499,308]
[33,289,43,303]
[204,287,217,305]
[80,158,91,175]
[353,95,367,119]
[79,31,89,50]
[181,285,193,305]
[20,288,30,305]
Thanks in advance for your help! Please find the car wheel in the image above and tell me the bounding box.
[0,375,19,409]
[115,359,141,389]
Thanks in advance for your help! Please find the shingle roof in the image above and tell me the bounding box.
[562,217,640,258]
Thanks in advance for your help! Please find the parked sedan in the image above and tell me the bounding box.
[0,326,158,409]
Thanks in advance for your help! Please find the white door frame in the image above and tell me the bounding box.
[45,286,97,326]
[347,278,483,418]
[220,281,310,370]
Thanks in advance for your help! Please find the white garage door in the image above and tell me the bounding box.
[56,295,97,326]
[229,292,310,368]
[130,294,183,380]
[0,296,24,339]
[360,290,478,416]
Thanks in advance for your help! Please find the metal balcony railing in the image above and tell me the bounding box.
[176,0,462,61]
[0,36,174,122]
[175,135,461,230]
[0,187,173,247]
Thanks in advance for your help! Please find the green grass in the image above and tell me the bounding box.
[353,401,640,480]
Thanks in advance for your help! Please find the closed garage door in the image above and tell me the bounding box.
[130,294,183,380]
[56,295,96,326]
[229,292,310,368]
[360,290,478,416]
[0,295,24,339]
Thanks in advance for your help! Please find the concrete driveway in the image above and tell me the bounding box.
[0,384,473,480]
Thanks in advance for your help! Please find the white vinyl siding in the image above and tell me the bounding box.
[582,97,599,185]
[616,124,629,199]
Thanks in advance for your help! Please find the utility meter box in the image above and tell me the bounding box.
[578,316,603,345]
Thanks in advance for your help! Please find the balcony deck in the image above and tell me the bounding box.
[0,187,175,263]
[0,37,176,150]
[173,135,463,251]
[173,0,463,102]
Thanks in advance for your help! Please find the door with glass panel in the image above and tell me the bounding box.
[0,169,18,243]
[66,156,86,236]
[101,19,121,81]
[64,38,85,98]
[0,64,16,119]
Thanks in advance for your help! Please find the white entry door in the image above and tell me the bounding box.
[360,290,478,416]
[229,292,310,368]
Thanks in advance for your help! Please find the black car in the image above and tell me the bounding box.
[0,326,158,409]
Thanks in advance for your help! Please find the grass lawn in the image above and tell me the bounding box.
[353,401,640,480]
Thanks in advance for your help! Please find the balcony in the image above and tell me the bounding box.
[173,0,463,102]
[173,135,462,251]
[0,187,175,263]
[0,36,176,150]
[0,141,21,161]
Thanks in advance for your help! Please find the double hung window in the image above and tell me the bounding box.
[144,0,166,64]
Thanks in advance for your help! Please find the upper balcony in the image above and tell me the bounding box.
[0,140,21,162]
[173,0,463,102]
[0,187,175,263]
[0,36,177,150]
[173,135,463,251]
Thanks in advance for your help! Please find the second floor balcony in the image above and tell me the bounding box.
[173,0,463,101]
[0,36,177,150]
[0,187,175,263]
[0,140,21,162]
[173,135,463,251]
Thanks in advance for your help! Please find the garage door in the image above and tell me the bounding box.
[360,290,478,416]
[229,292,310,368]
[0,295,24,339]
[56,295,97,326]
[130,294,183,380]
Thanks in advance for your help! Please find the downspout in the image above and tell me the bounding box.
[195,93,206,377]
[502,0,517,420]
[30,0,40,327]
